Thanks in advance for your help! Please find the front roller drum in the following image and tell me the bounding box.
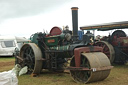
[70,52,112,83]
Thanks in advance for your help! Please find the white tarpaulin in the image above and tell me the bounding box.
[0,64,28,85]
[0,70,18,85]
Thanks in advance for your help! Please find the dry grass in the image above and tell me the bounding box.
[0,57,15,72]
[0,56,15,62]
[0,57,128,85]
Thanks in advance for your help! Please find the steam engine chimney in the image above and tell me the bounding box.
[71,7,78,40]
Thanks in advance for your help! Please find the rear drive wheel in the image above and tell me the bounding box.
[16,43,43,74]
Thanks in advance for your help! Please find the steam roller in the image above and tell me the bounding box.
[17,44,112,83]
[15,7,113,83]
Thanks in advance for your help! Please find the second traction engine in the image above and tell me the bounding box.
[80,20,128,64]
[95,30,128,64]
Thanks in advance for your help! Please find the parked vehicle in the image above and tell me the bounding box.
[0,36,30,57]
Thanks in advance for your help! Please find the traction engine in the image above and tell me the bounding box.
[80,22,128,64]
[97,30,128,64]
[15,7,112,83]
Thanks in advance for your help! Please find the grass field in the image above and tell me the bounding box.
[0,57,128,85]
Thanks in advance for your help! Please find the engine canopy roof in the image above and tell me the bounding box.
[80,21,128,31]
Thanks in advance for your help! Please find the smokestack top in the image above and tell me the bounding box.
[71,7,78,10]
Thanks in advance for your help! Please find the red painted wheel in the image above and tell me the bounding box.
[95,41,115,63]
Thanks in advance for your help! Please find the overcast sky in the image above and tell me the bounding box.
[1,0,128,38]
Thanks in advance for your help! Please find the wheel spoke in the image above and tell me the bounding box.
[104,51,110,54]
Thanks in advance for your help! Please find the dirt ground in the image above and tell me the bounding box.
[0,58,128,85]
[0,61,14,68]
[0,59,15,72]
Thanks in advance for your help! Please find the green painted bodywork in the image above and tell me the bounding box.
[50,45,69,51]
[50,45,71,58]
[45,36,58,46]
[30,33,38,45]
[45,34,65,47]
[30,33,71,58]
